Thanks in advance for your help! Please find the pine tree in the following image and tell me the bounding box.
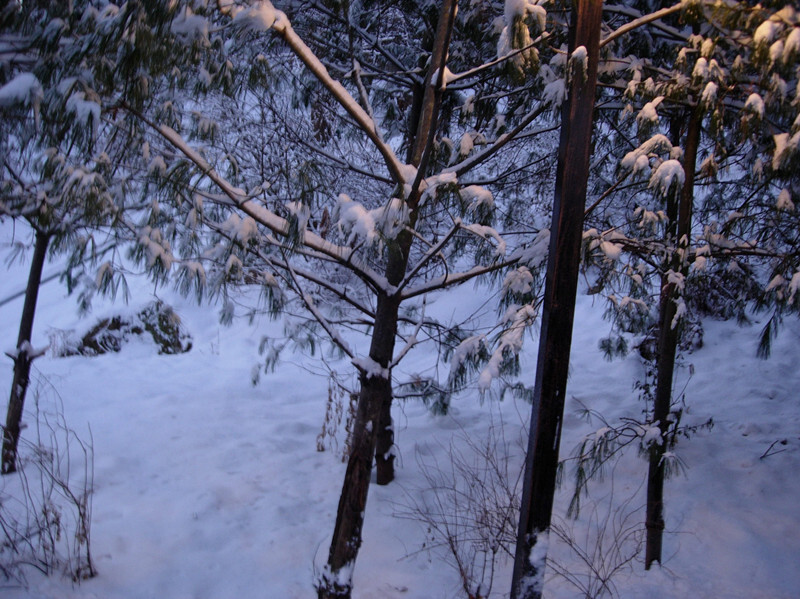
[38,2,565,596]
[573,0,800,569]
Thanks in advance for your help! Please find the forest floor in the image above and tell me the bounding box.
[1,221,799,599]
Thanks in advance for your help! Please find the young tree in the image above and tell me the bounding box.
[576,0,800,569]
[1,1,127,473]
[68,1,563,596]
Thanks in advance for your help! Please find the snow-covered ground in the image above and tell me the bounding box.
[1,221,798,598]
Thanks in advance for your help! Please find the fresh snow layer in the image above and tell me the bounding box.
[1,220,799,598]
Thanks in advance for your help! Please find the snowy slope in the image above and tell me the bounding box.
[1,220,799,599]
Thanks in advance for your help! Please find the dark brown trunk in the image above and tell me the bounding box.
[372,0,457,487]
[3,230,50,475]
[319,3,458,595]
[318,294,399,599]
[510,2,603,598]
[645,105,701,569]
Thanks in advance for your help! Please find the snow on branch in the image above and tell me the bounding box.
[600,2,684,49]
[0,71,43,124]
[445,103,548,178]
[442,31,552,86]
[352,356,390,380]
[619,134,675,171]
[129,106,394,292]
[463,223,507,256]
[246,4,407,186]
[478,304,537,392]
[396,219,462,295]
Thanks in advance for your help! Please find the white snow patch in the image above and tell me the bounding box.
[649,160,685,197]
[233,1,276,31]
[460,185,494,211]
[754,20,779,46]
[0,72,43,110]
[620,135,674,171]
[463,224,507,256]
[543,78,566,108]
[776,189,794,212]
[503,266,534,294]
[744,93,765,118]
[352,356,390,380]
[701,82,718,106]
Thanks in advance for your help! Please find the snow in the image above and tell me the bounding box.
[516,229,549,268]
[170,6,209,39]
[753,20,779,46]
[788,271,800,303]
[700,37,714,58]
[783,27,800,62]
[67,92,100,132]
[765,274,785,293]
[448,334,486,377]
[744,92,765,118]
[0,72,43,112]
[542,78,566,108]
[232,1,276,32]
[700,81,717,106]
[334,194,376,245]
[520,530,549,595]
[497,0,545,66]
[769,39,785,65]
[504,0,546,31]
[221,213,259,244]
[620,134,674,171]
[463,223,507,256]
[352,356,390,380]
[637,97,663,126]
[771,132,800,170]
[460,185,494,210]
[2,219,800,599]
[671,297,687,329]
[571,45,587,65]
[285,201,311,234]
[479,304,536,392]
[503,266,534,294]
[373,197,409,239]
[692,56,709,80]
[147,156,167,176]
[649,159,685,197]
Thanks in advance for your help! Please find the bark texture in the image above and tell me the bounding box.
[319,2,458,596]
[645,105,701,569]
[3,230,49,475]
[510,2,603,598]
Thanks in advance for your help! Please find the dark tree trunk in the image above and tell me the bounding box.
[510,2,603,598]
[645,105,701,569]
[372,0,457,488]
[3,230,50,475]
[374,389,394,485]
[318,295,399,599]
[319,3,458,595]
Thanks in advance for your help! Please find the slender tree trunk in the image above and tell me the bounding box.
[319,294,399,599]
[645,105,701,568]
[372,0,457,488]
[3,230,50,475]
[510,2,603,598]
[319,3,458,595]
